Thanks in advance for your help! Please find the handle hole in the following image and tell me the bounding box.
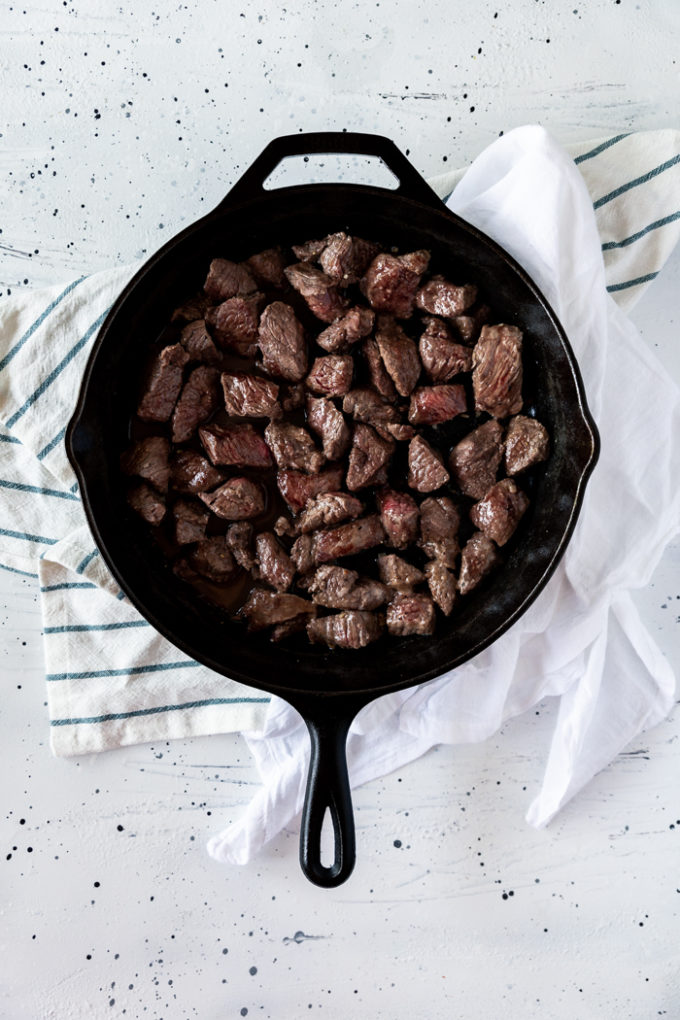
[263,154,400,192]
[319,806,337,869]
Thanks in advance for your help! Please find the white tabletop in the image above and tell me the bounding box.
[2,2,679,1018]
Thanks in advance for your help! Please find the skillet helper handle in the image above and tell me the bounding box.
[300,713,355,888]
[221,131,443,209]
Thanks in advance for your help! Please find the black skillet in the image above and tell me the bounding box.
[66,131,599,887]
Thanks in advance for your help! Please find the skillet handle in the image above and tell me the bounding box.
[220,131,443,210]
[299,711,356,888]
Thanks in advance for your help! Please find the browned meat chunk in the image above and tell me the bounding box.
[258,302,308,382]
[305,355,354,397]
[419,495,460,566]
[179,319,221,365]
[375,317,421,397]
[137,343,189,422]
[297,491,363,534]
[264,421,325,473]
[244,248,287,289]
[452,304,490,344]
[504,415,549,475]
[307,610,384,649]
[187,536,237,583]
[342,388,400,426]
[225,521,255,570]
[171,366,221,443]
[290,533,316,574]
[415,275,477,318]
[127,481,166,525]
[274,515,298,538]
[277,464,345,512]
[206,294,264,357]
[255,531,295,591]
[377,553,424,592]
[362,337,397,401]
[424,559,457,616]
[469,478,529,546]
[419,318,473,382]
[308,565,390,611]
[241,589,317,631]
[407,435,449,493]
[472,324,523,418]
[375,422,416,442]
[172,498,210,545]
[317,306,375,353]
[270,616,311,642]
[199,423,272,469]
[281,383,306,412]
[346,425,395,491]
[171,295,209,324]
[121,436,170,493]
[204,258,256,302]
[458,532,499,594]
[291,238,327,261]
[449,419,504,500]
[408,384,467,426]
[361,250,430,318]
[283,263,348,323]
[386,593,435,636]
[169,450,224,495]
[221,372,281,418]
[318,233,381,285]
[199,477,265,520]
[377,488,419,549]
[313,514,385,564]
[306,395,351,461]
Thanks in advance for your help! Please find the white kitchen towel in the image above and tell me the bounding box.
[207,125,680,864]
[0,126,678,775]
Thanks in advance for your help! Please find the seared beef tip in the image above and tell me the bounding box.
[199,423,272,469]
[171,294,209,324]
[305,355,354,398]
[377,553,424,592]
[472,324,523,418]
[425,559,457,616]
[307,610,384,649]
[221,372,281,419]
[313,514,386,564]
[342,388,400,426]
[258,302,308,382]
[270,615,314,642]
[121,436,170,493]
[291,238,327,261]
[277,464,345,512]
[469,478,529,546]
[362,337,397,401]
[319,233,381,285]
[264,421,325,473]
[449,419,504,499]
[374,316,421,397]
[179,319,221,365]
[346,425,395,491]
[128,481,166,525]
[306,395,351,461]
[408,384,467,426]
[274,515,298,538]
[419,318,473,382]
[377,488,419,549]
[204,258,257,302]
[206,294,264,357]
[281,383,306,412]
[297,491,363,534]
[375,422,416,442]
[361,250,430,318]
[386,593,435,636]
[290,533,316,574]
[415,275,477,318]
[255,531,295,592]
[308,565,390,611]
[504,415,549,475]
[187,536,237,583]
[419,495,460,566]
[317,306,375,353]
[283,263,348,323]
[452,304,490,344]
[199,477,265,520]
[172,498,210,545]
[225,521,255,570]
[169,449,224,495]
[244,247,287,289]
[407,435,449,493]
[137,343,189,422]
[171,365,221,444]
[241,589,317,631]
[457,532,499,594]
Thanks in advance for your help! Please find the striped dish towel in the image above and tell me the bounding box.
[0,127,678,758]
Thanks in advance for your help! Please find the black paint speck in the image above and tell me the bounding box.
[222,948,229,955]
[249,966,257,975]
[393,839,402,848]
[240,1010,248,1017]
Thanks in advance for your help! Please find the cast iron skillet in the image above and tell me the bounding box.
[66,132,599,887]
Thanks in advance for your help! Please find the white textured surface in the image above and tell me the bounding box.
[1,1,680,1018]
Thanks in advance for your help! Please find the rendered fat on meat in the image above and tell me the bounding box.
[472,324,523,418]
[258,301,308,381]
[137,343,189,422]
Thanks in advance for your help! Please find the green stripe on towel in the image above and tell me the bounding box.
[51,696,271,726]
[593,154,680,210]
[46,660,201,681]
